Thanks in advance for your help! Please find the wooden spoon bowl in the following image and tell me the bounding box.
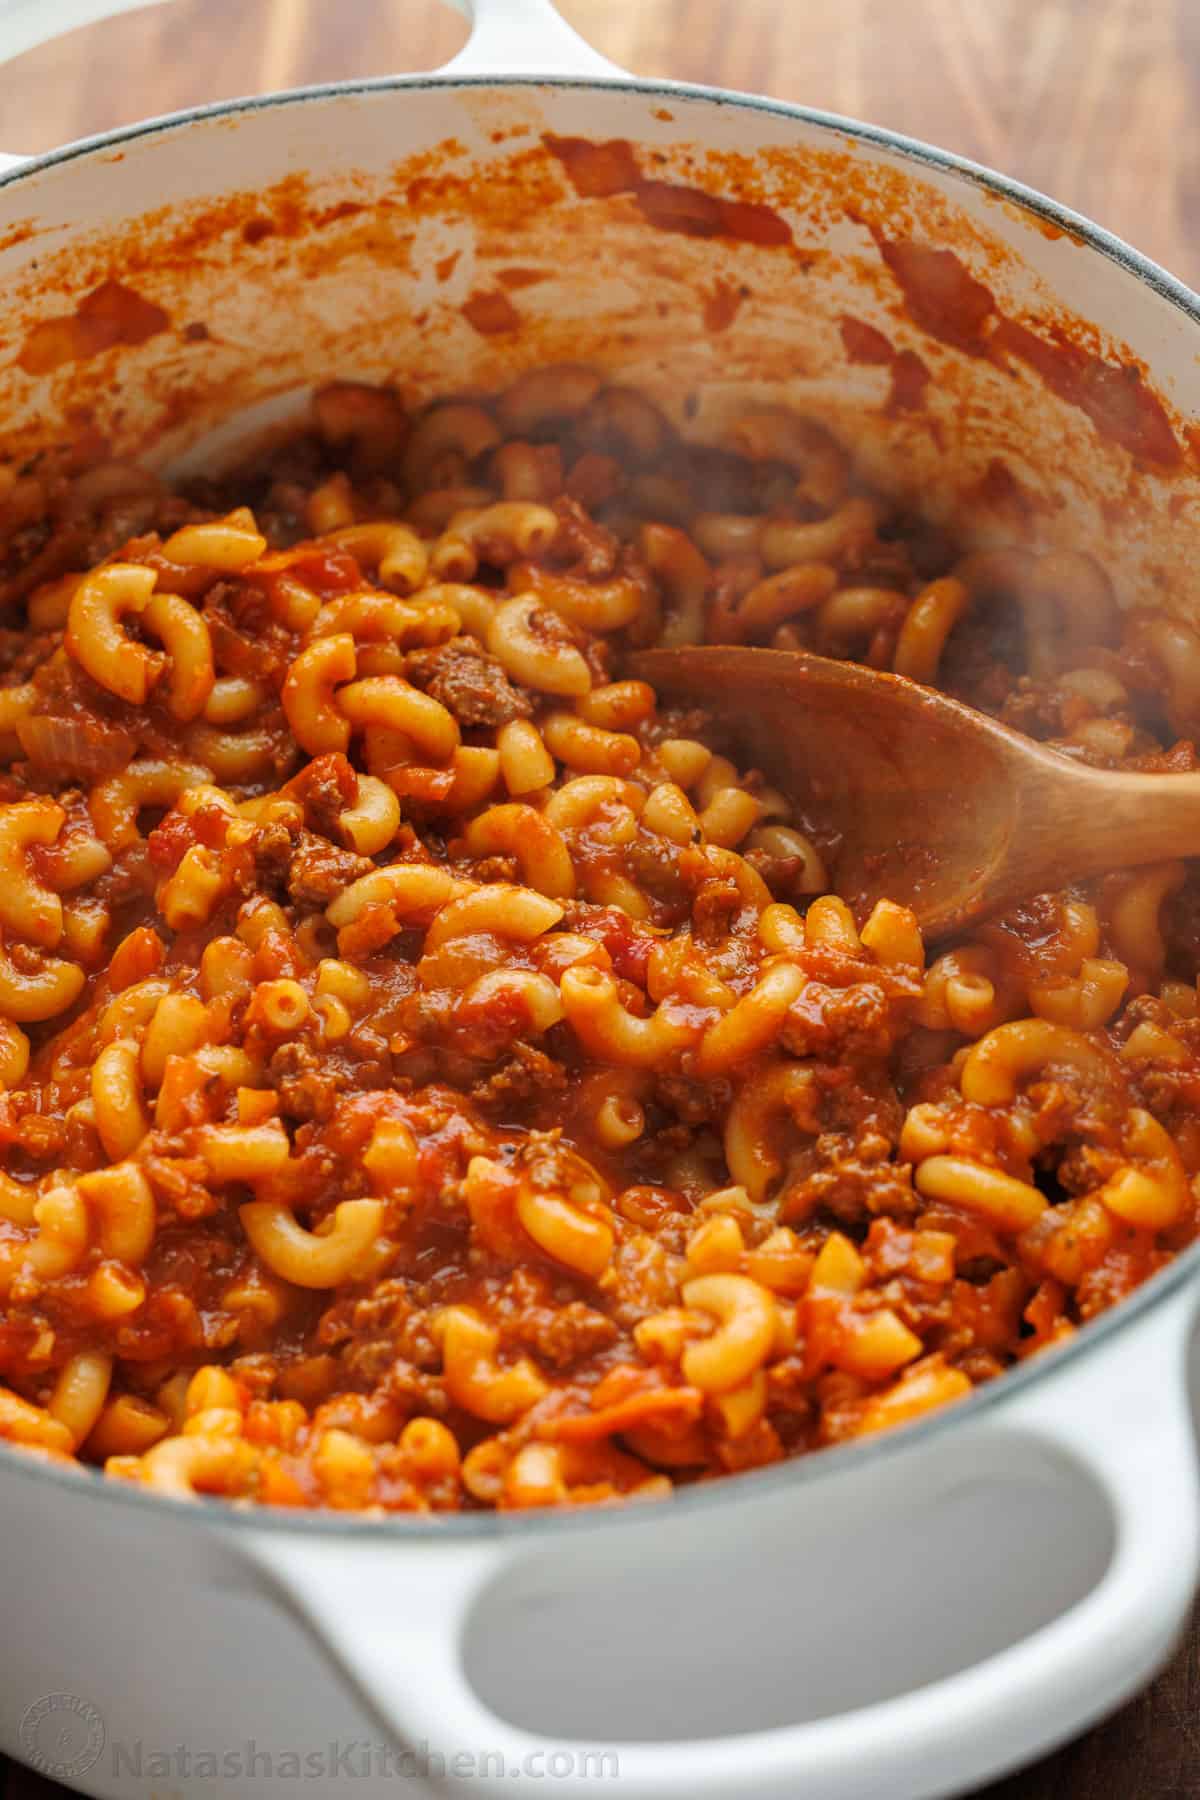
[630,644,1200,937]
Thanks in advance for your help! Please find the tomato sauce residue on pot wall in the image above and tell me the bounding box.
[839,315,931,415]
[544,134,794,248]
[540,131,1184,473]
[703,278,748,334]
[460,288,523,335]
[17,280,169,375]
[872,228,1182,466]
[990,315,1182,468]
[539,131,1185,472]
[873,235,996,356]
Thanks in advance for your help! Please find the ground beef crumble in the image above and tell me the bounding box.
[406,636,533,728]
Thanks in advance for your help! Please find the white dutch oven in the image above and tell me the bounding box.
[1,2,1199,1796]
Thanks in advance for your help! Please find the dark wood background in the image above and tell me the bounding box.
[0,2,1198,1795]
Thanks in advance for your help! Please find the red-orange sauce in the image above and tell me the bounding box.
[18,282,170,376]
[460,289,522,335]
[544,135,794,248]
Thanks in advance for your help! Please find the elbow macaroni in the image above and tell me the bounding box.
[0,370,1194,1513]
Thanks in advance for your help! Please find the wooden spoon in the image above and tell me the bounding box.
[630,644,1200,937]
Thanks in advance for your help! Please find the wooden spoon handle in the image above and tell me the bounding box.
[1011,758,1200,891]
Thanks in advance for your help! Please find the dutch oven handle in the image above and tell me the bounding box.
[0,0,174,173]
[0,0,625,177]
[0,0,170,69]
[243,1280,1200,1800]
[440,0,625,76]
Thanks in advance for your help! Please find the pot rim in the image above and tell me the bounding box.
[1,68,1198,1539]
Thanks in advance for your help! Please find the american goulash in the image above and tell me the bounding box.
[0,370,1195,1511]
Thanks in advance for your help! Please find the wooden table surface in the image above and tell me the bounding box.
[1,1,1198,1796]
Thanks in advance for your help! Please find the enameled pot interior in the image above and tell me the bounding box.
[2,78,1199,617]
[1,74,1199,1535]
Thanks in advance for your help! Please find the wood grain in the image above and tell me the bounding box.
[3,0,1200,285]
[0,3,1198,1797]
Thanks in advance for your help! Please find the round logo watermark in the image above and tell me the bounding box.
[19,1691,106,1781]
